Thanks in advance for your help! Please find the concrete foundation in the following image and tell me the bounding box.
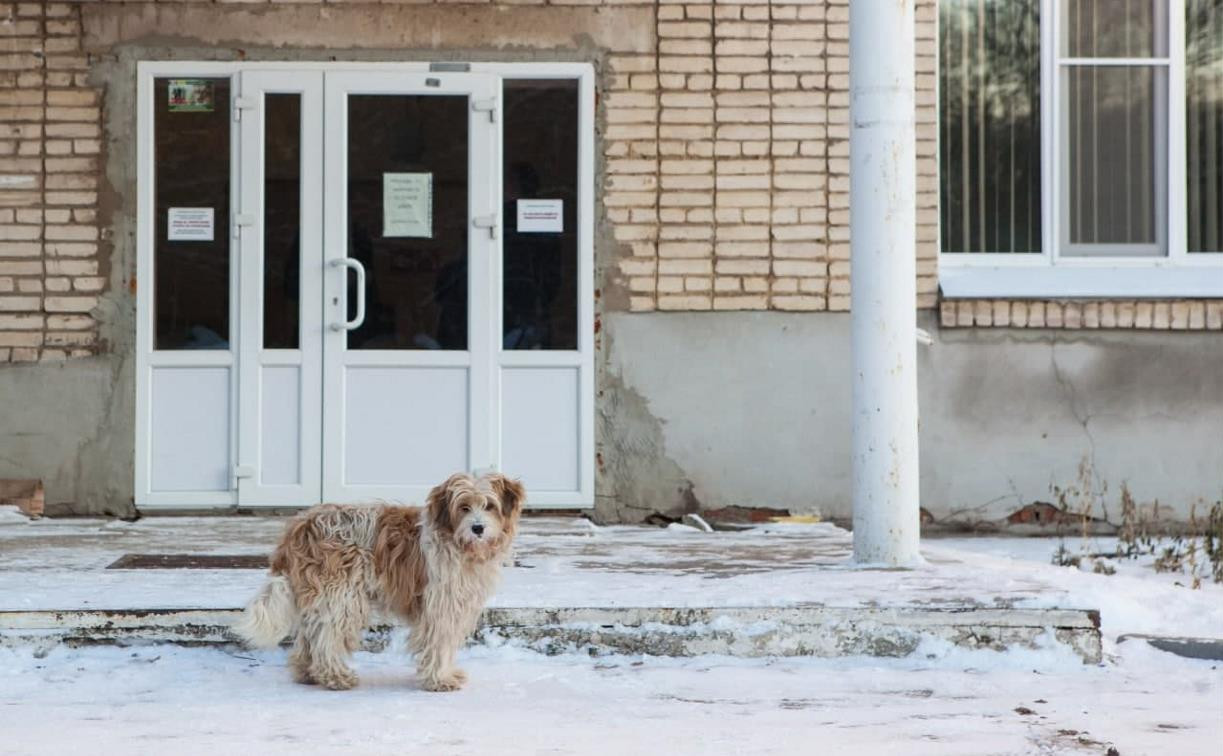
[4,310,1222,524]
[0,605,1102,663]
[0,516,1102,662]
[595,311,1223,525]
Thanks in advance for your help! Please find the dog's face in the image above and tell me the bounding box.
[427,472,525,559]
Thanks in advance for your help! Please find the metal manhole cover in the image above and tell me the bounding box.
[107,553,269,570]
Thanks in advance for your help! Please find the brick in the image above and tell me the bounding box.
[45,106,99,122]
[0,331,43,347]
[0,295,39,311]
[47,314,94,330]
[43,224,97,242]
[0,313,43,330]
[773,295,825,311]
[657,22,710,39]
[46,259,96,276]
[1170,301,1190,329]
[1207,302,1223,330]
[659,241,712,258]
[0,224,41,241]
[1188,301,1206,330]
[658,294,711,310]
[43,295,96,313]
[44,331,95,347]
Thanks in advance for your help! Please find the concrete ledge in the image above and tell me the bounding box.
[0,605,1102,663]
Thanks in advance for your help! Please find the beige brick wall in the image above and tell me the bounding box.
[942,300,1223,331]
[2,0,1215,364]
[610,0,940,313]
[0,1,102,363]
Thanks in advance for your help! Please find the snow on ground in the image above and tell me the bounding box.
[1,637,1219,756]
[926,537,1223,643]
[2,518,1221,754]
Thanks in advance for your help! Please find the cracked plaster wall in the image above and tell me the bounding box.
[595,311,1223,524]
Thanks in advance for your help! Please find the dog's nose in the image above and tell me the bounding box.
[471,524,485,536]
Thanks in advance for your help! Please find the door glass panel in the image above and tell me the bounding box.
[503,79,579,350]
[346,94,469,350]
[154,77,231,350]
[263,93,301,349]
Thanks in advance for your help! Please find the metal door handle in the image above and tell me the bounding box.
[331,258,366,331]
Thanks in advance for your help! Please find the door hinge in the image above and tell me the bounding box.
[233,95,257,122]
[471,97,497,123]
[472,213,499,240]
[232,213,255,239]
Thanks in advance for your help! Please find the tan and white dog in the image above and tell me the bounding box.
[233,472,524,692]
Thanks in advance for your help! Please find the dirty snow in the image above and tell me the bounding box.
[0,506,29,525]
[927,537,1223,643]
[2,517,1222,648]
[1,518,1222,753]
[1,635,1219,755]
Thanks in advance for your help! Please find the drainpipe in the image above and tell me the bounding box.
[849,0,922,565]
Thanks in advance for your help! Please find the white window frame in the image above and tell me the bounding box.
[134,61,596,511]
[939,0,1223,299]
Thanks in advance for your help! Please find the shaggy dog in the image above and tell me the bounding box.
[233,472,524,692]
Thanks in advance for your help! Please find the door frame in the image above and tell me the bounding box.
[133,61,595,511]
[320,70,500,505]
[236,70,325,507]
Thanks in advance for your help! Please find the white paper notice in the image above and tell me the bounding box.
[383,173,433,238]
[516,199,564,233]
[167,207,214,242]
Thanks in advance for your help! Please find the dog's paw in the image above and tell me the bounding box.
[421,672,466,692]
[316,668,359,691]
[291,666,317,686]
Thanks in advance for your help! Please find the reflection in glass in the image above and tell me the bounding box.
[1187,0,1223,252]
[939,0,1042,253]
[154,77,231,349]
[346,95,469,350]
[264,94,301,349]
[503,79,579,349]
[1064,66,1165,251]
[1062,0,1168,58]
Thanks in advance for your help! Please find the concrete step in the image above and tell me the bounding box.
[0,605,1102,662]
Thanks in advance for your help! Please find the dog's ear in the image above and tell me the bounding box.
[427,473,465,534]
[489,474,526,519]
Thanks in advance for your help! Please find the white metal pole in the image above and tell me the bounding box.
[849,0,922,565]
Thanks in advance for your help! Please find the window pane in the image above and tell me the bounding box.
[345,95,469,350]
[154,77,230,350]
[1063,0,1168,58]
[1063,66,1167,254]
[263,94,301,349]
[939,0,1042,253]
[1187,0,1223,253]
[502,79,579,350]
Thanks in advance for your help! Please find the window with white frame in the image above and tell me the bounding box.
[938,0,1223,297]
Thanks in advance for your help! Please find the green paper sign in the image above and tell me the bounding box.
[168,79,214,112]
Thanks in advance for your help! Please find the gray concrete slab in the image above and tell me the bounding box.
[0,515,1102,661]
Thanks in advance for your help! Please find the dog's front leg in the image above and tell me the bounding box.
[410,608,476,692]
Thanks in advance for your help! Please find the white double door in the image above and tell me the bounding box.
[230,69,586,507]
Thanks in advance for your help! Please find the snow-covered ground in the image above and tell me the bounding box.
[2,516,1221,754]
[1,637,1219,755]
[927,536,1223,643]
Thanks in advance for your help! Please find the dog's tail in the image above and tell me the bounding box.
[232,575,297,649]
